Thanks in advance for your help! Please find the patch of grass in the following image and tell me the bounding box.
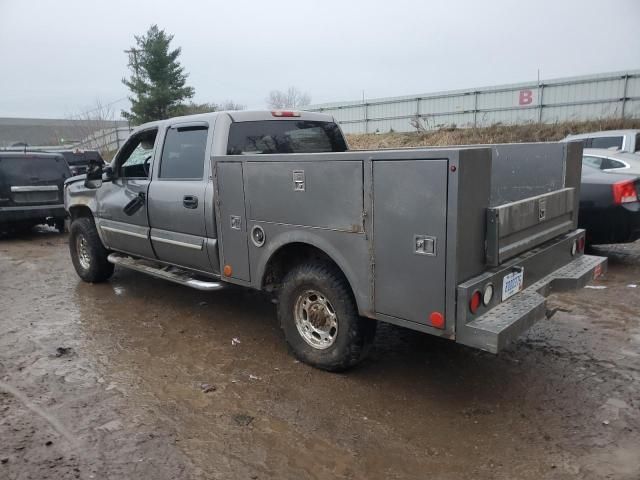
[346,118,640,150]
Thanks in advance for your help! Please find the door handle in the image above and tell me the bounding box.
[183,195,198,209]
[123,192,145,216]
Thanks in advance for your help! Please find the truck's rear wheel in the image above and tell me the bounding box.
[69,217,114,283]
[278,262,376,371]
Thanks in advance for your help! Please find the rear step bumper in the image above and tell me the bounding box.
[456,230,606,353]
[461,255,605,353]
[107,253,225,291]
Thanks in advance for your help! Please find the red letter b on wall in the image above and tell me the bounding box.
[519,90,534,105]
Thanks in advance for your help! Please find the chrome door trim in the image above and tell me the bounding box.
[11,185,59,192]
[149,235,203,250]
[101,225,148,239]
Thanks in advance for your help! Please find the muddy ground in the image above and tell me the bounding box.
[0,228,639,480]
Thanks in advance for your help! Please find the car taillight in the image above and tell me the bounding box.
[612,180,638,205]
[271,111,300,117]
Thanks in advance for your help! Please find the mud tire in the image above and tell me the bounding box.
[69,217,113,283]
[277,262,376,371]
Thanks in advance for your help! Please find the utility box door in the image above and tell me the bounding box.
[373,160,448,325]
[216,162,250,282]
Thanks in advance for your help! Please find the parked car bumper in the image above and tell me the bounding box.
[579,202,640,244]
[0,204,67,224]
[455,230,607,353]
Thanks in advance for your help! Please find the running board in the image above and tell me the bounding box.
[107,253,225,291]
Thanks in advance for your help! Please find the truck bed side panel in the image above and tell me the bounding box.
[216,162,251,282]
[453,149,492,283]
[373,159,448,326]
[244,161,364,232]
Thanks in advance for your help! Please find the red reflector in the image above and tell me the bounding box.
[612,180,638,205]
[271,110,300,117]
[430,311,445,329]
[469,291,482,314]
[578,236,585,252]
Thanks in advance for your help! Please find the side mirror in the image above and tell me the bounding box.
[85,178,103,189]
[84,159,104,189]
[103,164,114,181]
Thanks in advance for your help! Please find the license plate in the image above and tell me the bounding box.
[502,269,524,301]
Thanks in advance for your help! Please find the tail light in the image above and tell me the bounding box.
[612,180,638,205]
[578,236,585,252]
[469,290,482,314]
[271,111,300,117]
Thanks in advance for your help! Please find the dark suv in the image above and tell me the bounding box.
[57,149,105,176]
[0,152,71,233]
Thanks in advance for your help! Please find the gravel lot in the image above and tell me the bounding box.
[1,228,639,480]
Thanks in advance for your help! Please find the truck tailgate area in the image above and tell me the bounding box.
[456,231,606,353]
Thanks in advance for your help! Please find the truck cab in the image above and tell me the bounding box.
[66,110,346,277]
[65,110,606,371]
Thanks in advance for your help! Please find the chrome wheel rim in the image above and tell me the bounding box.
[294,289,338,349]
[76,234,91,270]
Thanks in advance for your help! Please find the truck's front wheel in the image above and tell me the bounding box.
[69,217,114,283]
[278,263,376,371]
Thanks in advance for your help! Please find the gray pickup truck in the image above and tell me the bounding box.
[64,110,606,370]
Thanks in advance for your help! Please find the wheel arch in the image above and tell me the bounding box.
[68,204,94,221]
[257,234,367,315]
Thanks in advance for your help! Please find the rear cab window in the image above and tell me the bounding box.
[227,120,347,155]
[60,151,104,167]
[588,136,623,149]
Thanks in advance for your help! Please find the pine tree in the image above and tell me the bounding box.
[121,25,195,124]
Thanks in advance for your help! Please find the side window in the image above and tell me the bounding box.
[601,157,626,170]
[159,126,208,179]
[118,130,158,179]
[582,156,602,169]
[590,136,623,149]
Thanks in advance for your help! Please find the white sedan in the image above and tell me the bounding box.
[583,148,640,176]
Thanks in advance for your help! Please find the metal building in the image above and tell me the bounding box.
[308,70,640,134]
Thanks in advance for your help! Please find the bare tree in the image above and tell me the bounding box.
[266,87,311,109]
[218,100,245,111]
[178,100,245,115]
[63,99,125,159]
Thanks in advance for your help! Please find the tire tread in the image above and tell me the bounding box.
[69,217,114,283]
[278,261,375,371]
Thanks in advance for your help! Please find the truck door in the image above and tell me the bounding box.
[373,160,448,326]
[96,129,157,259]
[147,123,214,272]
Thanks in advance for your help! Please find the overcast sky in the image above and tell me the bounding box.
[1,0,639,119]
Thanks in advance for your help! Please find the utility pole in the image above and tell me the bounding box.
[124,48,140,83]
